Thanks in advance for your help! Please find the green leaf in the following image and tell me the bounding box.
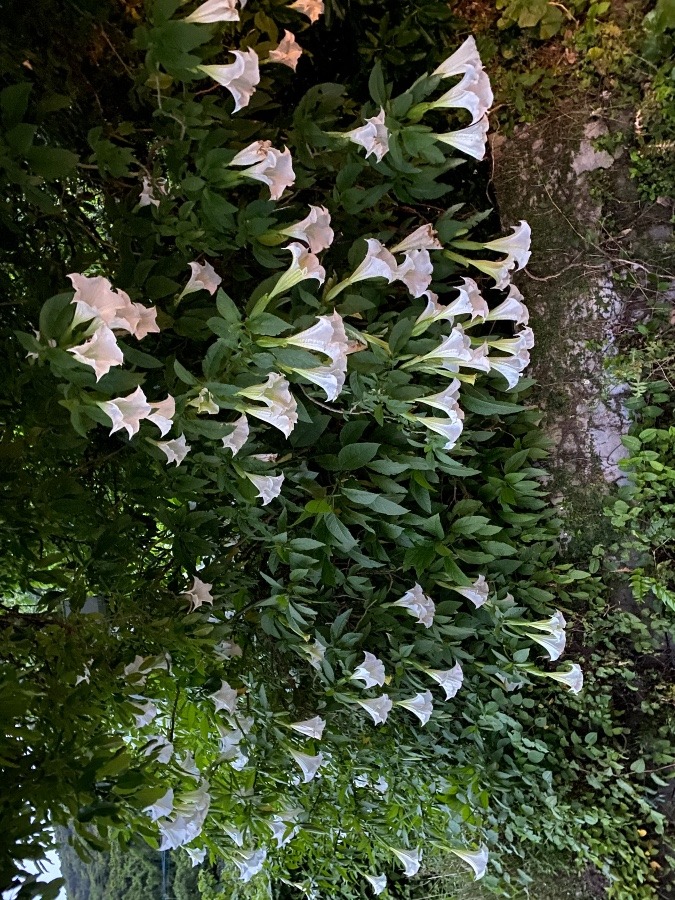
[337,443,381,470]
[26,147,79,180]
[368,61,387,105]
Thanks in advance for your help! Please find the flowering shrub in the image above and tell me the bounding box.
[0,2,590,897]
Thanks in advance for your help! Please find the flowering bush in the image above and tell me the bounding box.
[0,2,589,897]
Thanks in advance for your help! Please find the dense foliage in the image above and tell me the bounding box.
[1,2,672,900]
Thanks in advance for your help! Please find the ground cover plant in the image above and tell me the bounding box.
[1,2,673,900]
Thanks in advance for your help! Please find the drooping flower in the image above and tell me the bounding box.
[542,662,584,694]
[433,35,483,77]
[143,735,174,764]
[462,277,490,319]
[186,846,207,867]
[269,30,303,70]
[147,396,175,437]
[468,257,513,290]
[181,261,222,298]
[222,415,250,455]
[391,848,422,878]
[412,289,470,334]
[404,325,472,370]
[158,781,211,850]
[365,874,387,895]
[482,221,531,269]
[214,640,243,659]
[98,386,153,438]
[396,690,434,726]
[414,414,464,450]
[245,471,284,505]
[452,575,489,608]
[236,372,298,438]
[426,662,464,699]
[489,349,530,389]
[526,610,567,633]
[291,355,347,402]
[210,680,239,713]
[230,142,296,200]
[289,749,324,782]
[132,699,158,728]
[289,0,324,23]
[157,434,191,466]
[182,576,213,612]
[302,638,326,670]
[486,285,529,325]
[351,651,386,689]
[67,324,124,381]
[189,387,220,415]
[69,273,122,329]
[373,775,388,793]
[223,824,245,846]
[489,327,535,355]
[415,380,463,418]
[139,176,161,208]
[285,310,347,362]
[391,223,443,254]
[185,0,241,23]
[289,716,326,739]
[392,583,436,627]
[144,788,174,822]
[270,242,326,298]
[279,205,333,253]
[396,248,434,298]
[434,116,489,161]
[235,849,267,883]
[356,694,393,725]
[328,238,399,302]
[344,108,389,162]
[449,844,489,881]
[434,66,494,123]
[528,627,566,661]
[269,817,297,848]
[198,48,260,112]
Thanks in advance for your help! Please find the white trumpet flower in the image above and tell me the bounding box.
[184,0,241,22]
[542,663,584,694]
[391,223,442,254]
[210,680,239,713]
[182,576,214,612]
[344,108,389,162]
[279,205,333,253]
[449,844,489,880]
[486,285,529,325]
[269,30,303,70]
[350,651,386,688]
[434,116,489,161]
[396,248,434,298]
[426,662,464,699]
[482,220,531,269]
[198,48,260,112]
[230,142,296,200]
[289,0,324,22]
[392,583,436,628]
[157,434,191,465]
[289,716,326,739]
[245,472,284,505]
[289,749,324,782]
[452,575,489,608]
[396,690,434,725]
[356,694,393,725]
[489,349,530,389]
[433,36,483,77]
[391,848,422,878]
[67,324,123,381]
[222,415,250,455]
[270,243,326,299]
